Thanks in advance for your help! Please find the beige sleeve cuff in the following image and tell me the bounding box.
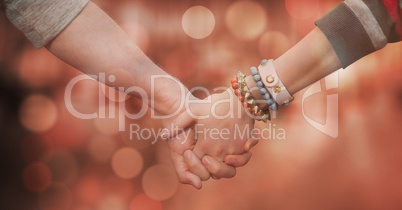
[4,0,90,49]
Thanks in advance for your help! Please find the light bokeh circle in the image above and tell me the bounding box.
[18,48,62,88]
[258,31,291,58]
[225,1,267,40]
[19,94,57,133]
[22,162,52,192]
[285,0,319,20]
[130,193,162,210]
[93,109,121,136]
[182,6,216,39]
[142,165,178,201]
[112,147,143,179]
[97,194,125,210]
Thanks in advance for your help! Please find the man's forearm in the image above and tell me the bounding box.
[46,1,186,115]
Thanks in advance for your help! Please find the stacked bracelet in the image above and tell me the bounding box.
[257,59,294,106]
[250,66,278,111]
[230,59,294,123]
[231,71,271,122]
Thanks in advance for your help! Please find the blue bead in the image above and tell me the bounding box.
[284,102,290,107]
[259,88,267,95]
[263,93,270,100]
[261,59,268,66]
[256,81,263,88]
[270,103,278,111]
[250,67,258,75]
[267,99,274,105]
[253,75,261,82]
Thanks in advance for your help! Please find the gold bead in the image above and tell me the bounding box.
[244,92,251,99]
[253,105,259,113]
[273,86,281,93]
[237,72,245,82]
[241,86,247,93]
[261,114,269,123]
[247,99,255,105]
[266,75,275,83]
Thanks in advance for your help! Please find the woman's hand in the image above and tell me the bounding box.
[162,89,258,187]
[189,89,257,178]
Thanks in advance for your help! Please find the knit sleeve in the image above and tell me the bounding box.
[315,0,401,68]
[3,0,90,49]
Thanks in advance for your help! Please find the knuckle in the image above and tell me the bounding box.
[192,147,204,158]
[228,158,238,166]
[186,159,197,168]
[212,147,224,159]
[209,165,220,175]
[200,174,210,181]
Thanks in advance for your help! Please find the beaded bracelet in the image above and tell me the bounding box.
[231,71,271,122]
[230,59,293,122]
[250,65,278,111]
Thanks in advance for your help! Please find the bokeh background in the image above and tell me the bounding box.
[1,0,402,209]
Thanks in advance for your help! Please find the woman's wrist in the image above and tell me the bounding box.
[229,57,298,122]
[273,27,342,95]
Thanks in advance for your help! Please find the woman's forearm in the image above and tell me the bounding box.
[274,27,342,95]
[46,1,186,115]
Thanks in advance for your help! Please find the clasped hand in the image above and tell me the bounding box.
[162,88,258,189]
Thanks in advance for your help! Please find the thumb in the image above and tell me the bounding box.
[160,111,196,141]
[244,138,259,151]
[224,152,252,167]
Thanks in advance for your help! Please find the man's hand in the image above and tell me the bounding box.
[189,89,257,178]
[162,89,258,188]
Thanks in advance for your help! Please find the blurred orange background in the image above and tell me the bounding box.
[1,0,402,210]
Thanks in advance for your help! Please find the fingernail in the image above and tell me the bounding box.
[225,158,234,165]
[244,142,251,151]
[194,182,202,189]
[184,151,192,161]
[160,128,170,140]
[202,157,210,167]
[211,175,220,180]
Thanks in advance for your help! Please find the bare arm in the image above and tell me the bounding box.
[44,1,253,189]
[278,0,402,95]
[46,1,183,115]
[274,27,342,95]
